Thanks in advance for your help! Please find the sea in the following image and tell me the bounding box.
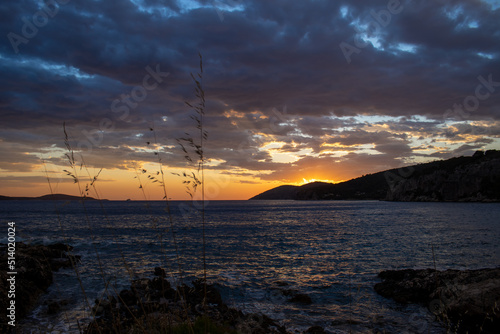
[1,200,499,333]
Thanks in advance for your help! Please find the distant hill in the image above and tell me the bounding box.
[251,185,299,200]
[0,194,100,201]
[250,150,500,202]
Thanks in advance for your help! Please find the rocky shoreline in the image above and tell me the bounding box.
[374,267,500,334]
[84,267,328,334]
[0,243,332,333]
[0,242,79,332]
[3,243,499,333]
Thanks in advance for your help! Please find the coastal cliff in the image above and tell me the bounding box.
[385,150,500,201]
[250,150,500,202]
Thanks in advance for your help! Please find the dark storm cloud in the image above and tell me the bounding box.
[0,0,499,180]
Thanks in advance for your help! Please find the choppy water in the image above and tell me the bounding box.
[1,200,499,333]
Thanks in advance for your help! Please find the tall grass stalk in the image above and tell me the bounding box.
[60,124,158,332]
[177,53,208,308]
[63,123,111,303]
[143,124,195,332]
[62,124,150,331]
[77,154,158,330]
[41,158,93,330]
[147,123,184,281]
[40,55,211,333]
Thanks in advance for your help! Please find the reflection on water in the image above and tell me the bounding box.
[1,200,499,333]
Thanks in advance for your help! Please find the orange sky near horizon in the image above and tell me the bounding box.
[2,130,499,201]
[0,162,316,200]
[0,148,357,200]
[2,118,499,201]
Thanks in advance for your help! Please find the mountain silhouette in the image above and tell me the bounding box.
[250,150,500,202]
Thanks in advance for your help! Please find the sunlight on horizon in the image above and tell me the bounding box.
[300,178,338,185]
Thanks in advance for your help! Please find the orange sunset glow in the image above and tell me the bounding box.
[1,1,499,200]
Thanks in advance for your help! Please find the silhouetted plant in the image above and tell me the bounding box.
[174,53,208,312]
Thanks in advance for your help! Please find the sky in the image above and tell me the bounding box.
[1,0,500,200]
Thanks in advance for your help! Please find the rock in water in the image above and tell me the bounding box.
[0,242,78,332]
[374,268,500,333]
[305,325,327,333]
[85,268,290,334]
[289,293,313,305]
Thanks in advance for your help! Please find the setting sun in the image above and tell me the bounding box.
[300,178,337,185]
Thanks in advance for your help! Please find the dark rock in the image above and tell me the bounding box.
[375,267,500,334]
[271,287,313,305]
[150,276,176,299]
[118,289,137,306]
[47,301,61,315]
[154,266,166,277]
[190,278,223,306]
[50,257,72,271]
[281,288,295,296]
[92,298,114,316]
[305,325,327,333]
[85,269,290,334]
[47,243,74,252]
[45,299,69,315]
[0,242,77,333]
[274,280,290,287]
[289,293,312,305]
[331,319,361,326]
[374,269,435,304]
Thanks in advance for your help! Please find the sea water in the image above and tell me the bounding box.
[1,200,499,333]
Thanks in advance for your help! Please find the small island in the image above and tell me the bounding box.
[0,194,101,201]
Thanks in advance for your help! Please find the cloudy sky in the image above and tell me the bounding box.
[1,0,500,200]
